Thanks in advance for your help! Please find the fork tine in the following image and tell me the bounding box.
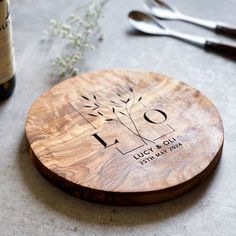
[144,0,158,9]
[146,0,178,13]
[154,0,173,10]
[144,1,170,29]
[144,0,154,11]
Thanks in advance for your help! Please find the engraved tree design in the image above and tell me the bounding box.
[81,88,154,145]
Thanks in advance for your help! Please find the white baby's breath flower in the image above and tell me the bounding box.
[48,0,108,78]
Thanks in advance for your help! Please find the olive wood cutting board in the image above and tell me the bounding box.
[25,70,224,205]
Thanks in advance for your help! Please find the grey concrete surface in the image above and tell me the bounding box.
[0,0,236,235]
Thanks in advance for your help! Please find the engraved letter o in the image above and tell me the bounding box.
[143,109,167,124]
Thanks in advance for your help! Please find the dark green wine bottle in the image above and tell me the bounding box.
[0,0,15,101]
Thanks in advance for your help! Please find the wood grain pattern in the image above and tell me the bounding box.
[25,70,224,205]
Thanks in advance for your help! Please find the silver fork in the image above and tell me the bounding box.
[145,0,236,36]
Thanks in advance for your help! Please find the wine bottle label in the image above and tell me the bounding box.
[0,0,15,85]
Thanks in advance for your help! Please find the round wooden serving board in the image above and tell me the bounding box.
[25,70,224,205]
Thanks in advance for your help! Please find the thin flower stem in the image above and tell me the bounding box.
[113,112,152,143]
[95,99,153,143]
[129,89,135,114]
[126,103,154,145]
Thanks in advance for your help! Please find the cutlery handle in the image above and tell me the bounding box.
[216,23,236,36]
[180,15,216,30]
[205,40,236,56]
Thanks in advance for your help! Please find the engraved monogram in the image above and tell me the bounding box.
[70,86,175,155]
